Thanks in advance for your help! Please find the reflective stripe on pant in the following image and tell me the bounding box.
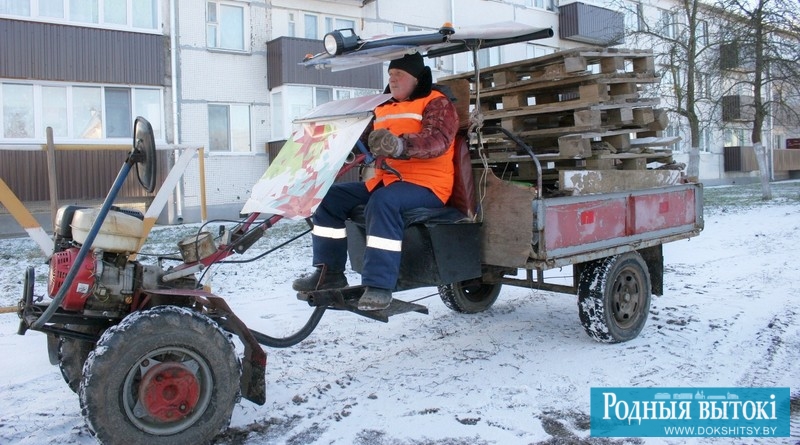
[361,181,443,290]
[311,182,371,272]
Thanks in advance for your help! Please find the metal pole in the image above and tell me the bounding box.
[45,127,59,232]
[199,147,207,223]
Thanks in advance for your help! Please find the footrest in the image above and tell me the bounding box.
[297,286,428,323]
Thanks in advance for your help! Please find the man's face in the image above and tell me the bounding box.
[388,68,418,101]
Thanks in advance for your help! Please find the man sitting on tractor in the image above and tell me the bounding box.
[292,52,459,310]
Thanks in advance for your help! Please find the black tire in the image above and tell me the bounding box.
[438,278,502,314]
[577,252,652,343]
[58,325,101,393]
[80,306,240,445]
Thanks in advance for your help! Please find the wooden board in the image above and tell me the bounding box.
[475,168,537,268]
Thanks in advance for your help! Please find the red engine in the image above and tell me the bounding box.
[48,247,97,312]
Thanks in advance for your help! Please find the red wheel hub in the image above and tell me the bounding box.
[138,362,201,422]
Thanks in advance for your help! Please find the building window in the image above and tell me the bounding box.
[42,85,68,137]
[660,9,679,39]
[0,1,31,15]
[290,13,356,37]
[288,12,295,37]
[393,23,423,33]
[723,128,748,147]
[208,104,251,152]
[524,0,554,10]
[325,17,355,33]
[0,0,158,30]
[72,86,103,138]
[70,0,99,23]
[133,0,158,29]
[473,47,501,70]
[207,1,245,51]
[271,85,377,140]
[665,122,681,151]
[304,14,317,39]
[2,84,34,138]
[526,43,555,59]
[105,87,131,137]
[696,72,708,98]
[699,127,711,152]
[104,0,126,25]
[0,82,162,141]
[40,0,64,18]
[698,19,709,47]
[636,3,645,32]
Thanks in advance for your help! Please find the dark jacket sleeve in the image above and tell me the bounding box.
[401,96,459,159]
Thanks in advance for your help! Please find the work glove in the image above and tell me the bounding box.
[368,129,405,158]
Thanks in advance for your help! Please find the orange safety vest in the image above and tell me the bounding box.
[365,90,455,203]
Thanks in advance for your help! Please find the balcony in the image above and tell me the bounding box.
[266,36,382,90]
[558,2,624,46]
[719,42,755,72]
[723,146,757,172]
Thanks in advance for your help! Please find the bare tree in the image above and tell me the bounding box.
[618,0,717,182]
[712,0,800,200]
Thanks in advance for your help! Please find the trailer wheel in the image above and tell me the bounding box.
[80,306,240,445]
[438,279,502,314]
[577,252,651,343]
[58,325,101,393]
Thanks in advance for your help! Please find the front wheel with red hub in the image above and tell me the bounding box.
[80,306,240,445]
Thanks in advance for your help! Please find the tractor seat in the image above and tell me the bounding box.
[348,204,469,228]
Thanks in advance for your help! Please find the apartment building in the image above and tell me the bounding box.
[2,0,796,223]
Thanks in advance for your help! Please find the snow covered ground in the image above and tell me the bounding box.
[0,181,798,444]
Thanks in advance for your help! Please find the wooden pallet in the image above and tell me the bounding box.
[439,46,669,161]
[440,46,683,194]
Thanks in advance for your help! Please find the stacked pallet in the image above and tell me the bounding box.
[438,47,683,192]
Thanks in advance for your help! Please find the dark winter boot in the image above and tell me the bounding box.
[292,267,348,292]
[357,287,392,310]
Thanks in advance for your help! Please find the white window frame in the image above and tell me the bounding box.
[207,1,248,52]
[0,0,160,32]
[299,12,356,39]
[472,47,501,70]
[698,127,711,152]
[526,43,555,59]
[287,12,295,37]
[303,13,318,39]
[393,23,423,33]
[636,2,645,32]
[723,127,748,147]
[659,8,679,39]
[0,80,164,142]
[665,122,682,151]
[698,19,709,47]
[207,103,251,153]
[324,16,355,34]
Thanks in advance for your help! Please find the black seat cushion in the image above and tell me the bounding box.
[348,204,468,228]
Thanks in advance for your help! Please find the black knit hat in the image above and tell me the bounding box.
[388,53,426,79]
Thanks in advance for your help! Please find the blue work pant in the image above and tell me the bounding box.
[311,181,443,290]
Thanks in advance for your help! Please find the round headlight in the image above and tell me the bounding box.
[324,32,343,56]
